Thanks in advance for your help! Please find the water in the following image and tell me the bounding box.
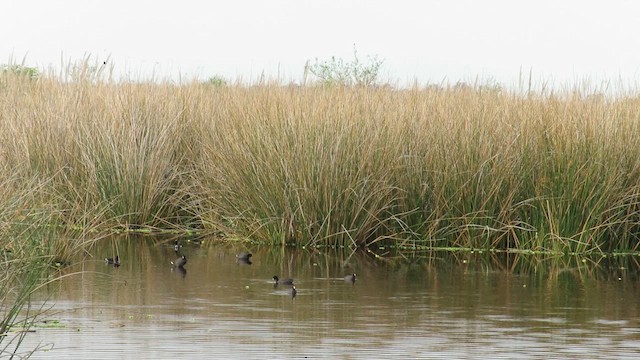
[14,240,640,359]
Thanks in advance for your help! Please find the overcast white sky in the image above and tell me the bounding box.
[2,0,640,88]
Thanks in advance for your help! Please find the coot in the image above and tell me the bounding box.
[273,275,294,286]
[172,255,187,268]
[105,256,120,267]
[236,252,252,261]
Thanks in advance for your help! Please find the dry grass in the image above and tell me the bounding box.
[2,63,640,254]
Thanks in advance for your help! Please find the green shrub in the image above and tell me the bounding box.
[1,64,39,79]
[305,46,384,87]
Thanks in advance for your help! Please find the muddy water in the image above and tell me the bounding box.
[18,239,640,359]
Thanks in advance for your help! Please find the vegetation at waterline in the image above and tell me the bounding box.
[0,168,95,356]
[1,60,640,257]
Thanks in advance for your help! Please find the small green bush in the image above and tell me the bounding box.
[1,64,39,79]
[206,75,227,87]
[305,46,384,87]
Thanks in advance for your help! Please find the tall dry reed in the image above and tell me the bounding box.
[2,63,640,253]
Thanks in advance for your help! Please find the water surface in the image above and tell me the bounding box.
[17,240,640,359]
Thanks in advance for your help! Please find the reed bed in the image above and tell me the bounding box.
[2,64,640,255]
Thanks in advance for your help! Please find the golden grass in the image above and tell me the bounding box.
[2,65,640,253]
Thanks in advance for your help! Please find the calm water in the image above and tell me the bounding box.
[14,239,640,359]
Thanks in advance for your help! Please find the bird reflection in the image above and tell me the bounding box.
[173,266,187,278]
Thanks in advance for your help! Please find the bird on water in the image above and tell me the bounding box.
[236,252,252,261]
[236,252,253,265]
[172,255,187,268]
[105,256,120,267]
[272,275,294,286]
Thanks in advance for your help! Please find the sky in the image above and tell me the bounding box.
[2,0,640,89]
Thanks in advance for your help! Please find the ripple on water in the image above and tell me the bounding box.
[19,244,640,359]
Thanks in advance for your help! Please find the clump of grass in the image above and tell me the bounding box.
[2,60,640,254]
[0,60,205,232]
[197,86,406,246]
[195,84,640,252]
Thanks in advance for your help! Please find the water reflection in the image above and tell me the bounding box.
[18,239,640,359]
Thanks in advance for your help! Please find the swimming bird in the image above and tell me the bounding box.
[105,255,120,267]
[236,252,252,265]
[344,273,357,283]
[172,255,187,268]
[291,286,297,299]
[173,240,181,252]
[273,275,294,286]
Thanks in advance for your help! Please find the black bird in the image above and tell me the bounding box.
[236,252,252,265]
[273,275,294,286]
[291,286,297,299]
[105,256,120,267]
[173,240,181,252]
[172,255,187,268]
[344,273,357,283]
